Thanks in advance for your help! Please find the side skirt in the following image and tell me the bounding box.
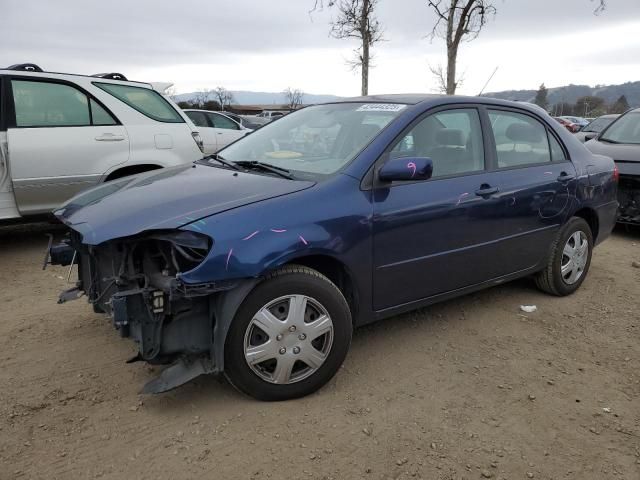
[371,264,543,323]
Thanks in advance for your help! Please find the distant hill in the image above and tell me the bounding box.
[175,90,342,106]
[484,81,640,107]
[175,81,640,108]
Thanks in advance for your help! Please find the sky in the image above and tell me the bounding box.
[2,0,640,97]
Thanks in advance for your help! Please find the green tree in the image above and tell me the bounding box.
[610,95,630,114]
[534,83,548,110]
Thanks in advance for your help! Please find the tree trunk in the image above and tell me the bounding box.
[361,38,369,96]
[446,46,457,95]
[360,0,370,96]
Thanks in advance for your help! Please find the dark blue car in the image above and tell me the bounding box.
[50,95,618,400]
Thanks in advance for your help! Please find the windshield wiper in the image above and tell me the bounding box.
[197,153,241,170]
[235,160,294,179]
[598,137,620,144]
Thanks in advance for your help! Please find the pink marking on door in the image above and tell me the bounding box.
[242,230,259,241]
[456,192,470,206]
[270,228,287,233]
[299,235,308,245]
[225,248,233,271]
[407,162,417,178]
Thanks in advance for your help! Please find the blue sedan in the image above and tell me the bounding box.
[50,95,618,400]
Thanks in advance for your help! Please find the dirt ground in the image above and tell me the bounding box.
[0,223,638,480]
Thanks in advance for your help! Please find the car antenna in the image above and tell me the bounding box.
[478,66,499,97]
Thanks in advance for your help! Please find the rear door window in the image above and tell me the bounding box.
[208,113,239,130]
[12,80,91,127]
[488,110,558,167]
[185,111,209,128]
[90,99,117,125]
[94,82,184,123]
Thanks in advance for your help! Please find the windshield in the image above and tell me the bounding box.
[220,103,407,178]
[600,112,640,144]
[583,116,615,133]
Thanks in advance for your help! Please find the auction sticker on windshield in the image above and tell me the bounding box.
[356,104,407,112]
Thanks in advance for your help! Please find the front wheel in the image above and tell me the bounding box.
[535,217,593,296]
[224,265,352,401]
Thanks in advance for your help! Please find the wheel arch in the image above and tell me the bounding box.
[282,254,359,323]
[572,207,599,243]
[210,254,359,373]
[104,163,163,181]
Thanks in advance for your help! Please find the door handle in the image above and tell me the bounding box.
[557,172,576,183]
[95,133,125,142]
[475,185,499,197]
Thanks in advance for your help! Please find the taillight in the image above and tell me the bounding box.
[613,164,619,182]
[191,131,204,153]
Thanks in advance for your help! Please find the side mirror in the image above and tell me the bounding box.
[379,157,433,182]
[584,132,597,141]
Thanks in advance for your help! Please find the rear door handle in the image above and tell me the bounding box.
[475,185,499,197]
[557,172,576,183]
[95,133,125,142]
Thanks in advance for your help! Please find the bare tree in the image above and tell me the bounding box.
[192,88,212,108]
[426,0,607,95]
[213,87,235,111]
[593,0,606,13]
[313,0,383,96]
[283,87,305,110]
[426,1,496,95]
[165,85,178,101]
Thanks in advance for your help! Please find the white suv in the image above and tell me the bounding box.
[0,64,204,221]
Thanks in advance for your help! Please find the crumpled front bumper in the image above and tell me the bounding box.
[46,229,248,393]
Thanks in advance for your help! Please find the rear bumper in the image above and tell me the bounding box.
[594,200,619,245]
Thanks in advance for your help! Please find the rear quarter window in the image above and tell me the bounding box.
[94,82,184,123]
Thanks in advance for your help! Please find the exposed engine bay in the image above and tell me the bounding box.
[48,230,241,393]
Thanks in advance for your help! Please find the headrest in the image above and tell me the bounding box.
[435,128,465,147]
[506,123,543,143]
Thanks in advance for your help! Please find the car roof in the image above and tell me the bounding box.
[0,68,152,88]
[330,94,554,117]
[340,94,442,104]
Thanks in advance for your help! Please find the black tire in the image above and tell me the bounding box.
[535,217,593,296]
[224,265,352,401]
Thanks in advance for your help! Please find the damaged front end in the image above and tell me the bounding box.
[617,176,640,225]
[48,229,238,393]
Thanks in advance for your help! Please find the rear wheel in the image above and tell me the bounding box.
[535,217,593,296]
[224,265,352,401]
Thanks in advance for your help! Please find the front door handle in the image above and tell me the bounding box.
[475,184,499,198]
[95,133,125,142]
[557,172,576,183]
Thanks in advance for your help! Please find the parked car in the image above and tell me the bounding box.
[256,110,287,121]
[240,114,270,127]
[218,112,263,130]
[585,108,640,224]
[559,116,589,129]
[49,95,618,400]
[0,63,204,222]
[574,114,619,143]
[183,109,252,153]
[553,117,581,133]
